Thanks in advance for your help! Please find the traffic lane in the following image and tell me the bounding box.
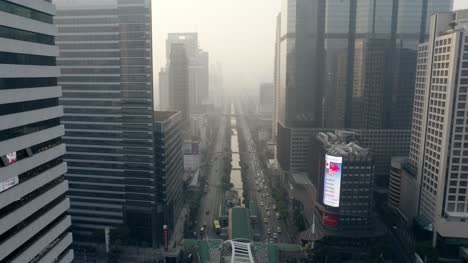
[196,116,226,238]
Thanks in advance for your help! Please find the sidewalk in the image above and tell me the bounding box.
[169,205,189,249]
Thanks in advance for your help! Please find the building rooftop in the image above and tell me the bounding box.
[229,207,250,240]
[317,131,369,158]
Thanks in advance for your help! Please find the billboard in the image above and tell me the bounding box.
[323,154,342,207]
[6,152,16,164]
[322,212,339,228]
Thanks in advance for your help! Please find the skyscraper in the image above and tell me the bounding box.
[159,68,169,110]
[349,0,453,129]
[55,0,158,246]
[166,33,209,112]
[409,9,468,253]
[276,0,325,173]
[272,13,281,141]
[153,111,184,244]
[258,83,274,115]
[0,1,73,261]
[169,43,190,124]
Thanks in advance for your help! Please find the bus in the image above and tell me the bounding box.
[213,220,221,235]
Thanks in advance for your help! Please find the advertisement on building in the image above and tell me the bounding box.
[323,154,342,207]
[6,152,16,164]
[322,212,339,227]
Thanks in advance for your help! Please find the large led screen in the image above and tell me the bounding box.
[323,154,342,207]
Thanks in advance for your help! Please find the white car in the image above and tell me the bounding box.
[267,212,271,217]
[277,227,281,233]
[273,233,278,239]
[260,202,264,206]
[269,238,275,243]
[267,228,271,235]
[273,205,277,210]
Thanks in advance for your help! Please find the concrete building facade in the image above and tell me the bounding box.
[409,9,468,254]
[0,0,73,261]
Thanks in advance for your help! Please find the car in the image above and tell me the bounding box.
[273,233,278,239]
[267,228,271,235]
[273,205,277,210]
[264,218,268,224]
[275,213,280,219]
[260,202,264,206]
[266,193,270,196]
[267,212,271,217]
[269,238,275,243]
[277,227,281,233]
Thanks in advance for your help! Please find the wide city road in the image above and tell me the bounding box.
[235,100,292,244]
[196,104,229,239]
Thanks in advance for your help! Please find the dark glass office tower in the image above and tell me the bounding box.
[0,0,73,261]
[153,111,184,246]
[169,43,190,125]
[55,0,157,246]
[349,0,453,129]
[276,0,326,171]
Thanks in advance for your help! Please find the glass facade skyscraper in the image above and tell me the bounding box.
[55,0,158,246]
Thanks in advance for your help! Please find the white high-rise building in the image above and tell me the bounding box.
[409,9,468,249]
[0,0,73,261]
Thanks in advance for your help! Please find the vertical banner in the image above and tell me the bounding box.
[323,154,342,207]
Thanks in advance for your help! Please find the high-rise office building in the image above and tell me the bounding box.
[276,0,325,174]
[169,43,189,125]
[153,111,184,243]
[308,131,385,258]
[0,0,73,261]
[166,33,209,112]
[409,10,468,253]
[273,13,281,141]
[159,68,169,111]
[349,0,453,129]
[258,83,274,115]
[323,0,355,129]
[55,0,158,246]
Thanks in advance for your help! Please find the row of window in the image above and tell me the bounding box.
[0,25,54,45]
[0,51,56,66]
[0,118,60,142]
[0,98,58,117]
[0,77,57,90]
[0,0,53,24]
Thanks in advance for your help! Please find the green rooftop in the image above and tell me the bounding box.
[230,207,250,240]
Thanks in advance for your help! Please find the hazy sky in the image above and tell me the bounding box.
[152,0,281,96]
[153,0,468,98]
[454,0,468,10]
